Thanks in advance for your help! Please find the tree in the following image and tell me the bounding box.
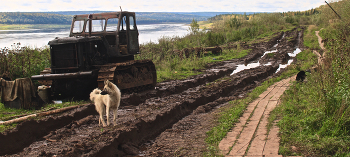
[189,18,200,34]
[225,16,242,29]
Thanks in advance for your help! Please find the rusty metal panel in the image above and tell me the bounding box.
[129,30,139,54]
[50,44,78,68]
[96,60,156,90]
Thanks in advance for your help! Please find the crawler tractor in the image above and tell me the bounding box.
[32,11,157,99]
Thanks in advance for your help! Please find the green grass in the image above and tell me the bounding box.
[303,25,321,50]
[286,36,294,41]
[155,56,204,82]
[255,31,277,40]
[249,25,295,45]
[267,52,275,58]
[275,72,350,156]
[153,46,251,82]
[295,48,318,70]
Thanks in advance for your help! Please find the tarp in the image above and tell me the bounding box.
[1,78,37,109]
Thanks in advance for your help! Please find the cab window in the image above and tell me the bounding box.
[129,16,135,30]
[86,19,106,32]
[106,18,119,31]
[72,20,84,33]
[121,16,127,31]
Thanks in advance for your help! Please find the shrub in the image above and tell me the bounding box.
[0,43,50,80]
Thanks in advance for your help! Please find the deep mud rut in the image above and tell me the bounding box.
[0,27,305,157]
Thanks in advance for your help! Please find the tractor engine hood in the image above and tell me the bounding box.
[48,36,102,46]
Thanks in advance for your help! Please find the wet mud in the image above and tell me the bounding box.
[0,27,305,157]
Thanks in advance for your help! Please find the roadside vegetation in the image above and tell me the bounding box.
[271,0,350,156]
[0,1,349,156]
[0,43,50,80]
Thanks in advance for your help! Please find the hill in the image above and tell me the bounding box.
[0,12,71,24]
[0,11,259,25]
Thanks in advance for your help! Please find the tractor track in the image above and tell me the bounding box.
[0,27,305,157]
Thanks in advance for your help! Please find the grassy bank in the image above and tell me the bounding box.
[270,0,350,156]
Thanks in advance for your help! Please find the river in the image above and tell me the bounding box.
[0,23,190,49]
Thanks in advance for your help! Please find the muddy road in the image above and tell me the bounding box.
[0,27,305,157]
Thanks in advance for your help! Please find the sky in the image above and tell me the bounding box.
[0,0,327,12]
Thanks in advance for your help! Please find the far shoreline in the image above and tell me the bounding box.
[0,22,195,30]
[0,24,71,30]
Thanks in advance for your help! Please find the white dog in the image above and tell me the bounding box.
[89,80,121,127]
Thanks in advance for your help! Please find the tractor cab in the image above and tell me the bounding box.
[69,11,140,57]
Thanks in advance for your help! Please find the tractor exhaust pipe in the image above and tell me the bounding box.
[88,14,93,37]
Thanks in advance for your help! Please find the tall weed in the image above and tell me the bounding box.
[0,43,50,80]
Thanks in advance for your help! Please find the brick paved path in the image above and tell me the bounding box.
[219,76,295,157]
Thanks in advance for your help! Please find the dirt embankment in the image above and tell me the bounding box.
[0,27,305,157]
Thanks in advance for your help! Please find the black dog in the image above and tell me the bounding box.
[296,71,306,82]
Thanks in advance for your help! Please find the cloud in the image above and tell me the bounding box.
[1,0,325,12]
[21,3,32,7]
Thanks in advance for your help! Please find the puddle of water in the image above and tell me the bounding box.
[209,69,222,73]
[275,47,302,73]
[230,46,279,76]
[231,47,301,76]
[230,48,277,76]
[231,32,301,76]
[288,48,301,57]
[273,32,285,48]
[263,49,277,56]
[276,59,293,73]
[230,62,272,75]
